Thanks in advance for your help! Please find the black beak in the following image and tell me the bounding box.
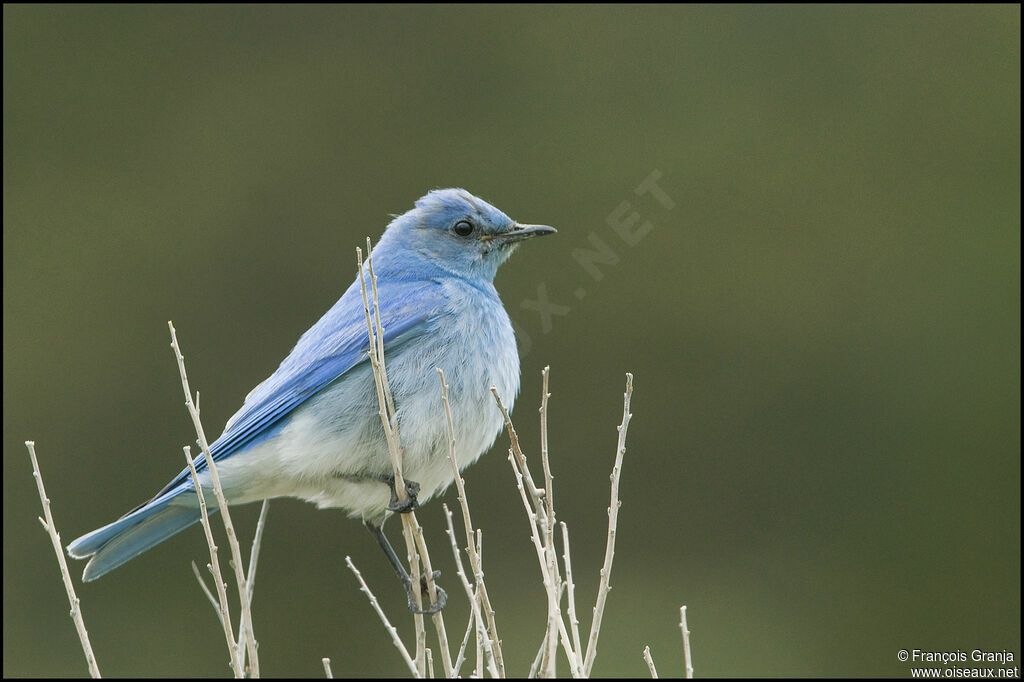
[492,223,557,244]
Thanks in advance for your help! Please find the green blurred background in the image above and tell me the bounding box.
[4,4,1019,677]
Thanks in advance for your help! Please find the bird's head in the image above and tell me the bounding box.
[374,189,556,282]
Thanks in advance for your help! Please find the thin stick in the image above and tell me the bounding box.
[438,374,483,678]
[474,530,499,678]
[412,518,453,677]
[475,592,484,678]
[493,388,563,678]
[26,441,101,678]
[528,636,545,678]
[438,369,505,675]
[356,247,407,501]
[680,605,693,678]
[405,523,427,677]
[425,648,434,679]
[442,505,497,678]
[540,366,554,534]
[538,368,559,678]
[322,657,334,678]
[560,521,584,675]
[506,450,551,586]
[192,501,269,666]
[236,499,271,668]
[168,322,259,676]
[491,388,546,512]
[185,446,243,677]
[642,645,659,678]
[582,373,633,677]
[530,612,584,681]
[366,237,399,426]
[505,445,563,678]
[357,244,428,674]
[246,500,271,605]
[345,556,419,677]
[556,605,582,677]
[452,603,475,678]
[191,561,223,624]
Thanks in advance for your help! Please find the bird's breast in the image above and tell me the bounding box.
[387,280,520,483]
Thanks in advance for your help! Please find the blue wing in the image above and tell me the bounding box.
[155,273,447,496]
[67,271,448,580]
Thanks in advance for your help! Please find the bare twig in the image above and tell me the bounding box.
[537,368,560,678]
[560,521,583,672]
[356,247,408,503]
[491,389,545,511]
[442,505,498,678]
[322,657,334,678]
[540,372,559,604]
[357,243,430,675]
[506,444,561,678]
[555,608,581,678]
[365,237,398,428]
[168,322,259,676]
[246,500,271,605]
[438,368,504,676]
[452,603,475,678]
[473,530,491,679]
[190,500,268,671]
[26,441,101,678]
[191,561,223,623]
[401,523,426,677]
[346,556,419,677]
[505,446,550,580]
[185,446,242,676]
[492,388,565,678]
[643,645,659,678]
[528,637,545,678]
[583,373,633,677]
[539,366,555,535]
[680,605,693,678]
[412,518,453,677]
[236,499,271,670]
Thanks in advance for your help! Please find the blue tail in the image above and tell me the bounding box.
[66,487,213,582]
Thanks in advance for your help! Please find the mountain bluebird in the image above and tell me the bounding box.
[68,188,555,611]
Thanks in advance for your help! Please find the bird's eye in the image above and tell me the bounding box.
[453,220,474,237]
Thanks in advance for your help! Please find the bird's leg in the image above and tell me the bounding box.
[364,520,446,614]
[379,474,421,513]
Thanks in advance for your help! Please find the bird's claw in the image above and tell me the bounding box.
[383,475,421,513]
[405,570,447,614]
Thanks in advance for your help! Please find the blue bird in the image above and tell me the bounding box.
[67,188,555,611]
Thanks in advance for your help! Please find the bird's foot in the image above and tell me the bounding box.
[382,475,420,513]
[404,570,447,614]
